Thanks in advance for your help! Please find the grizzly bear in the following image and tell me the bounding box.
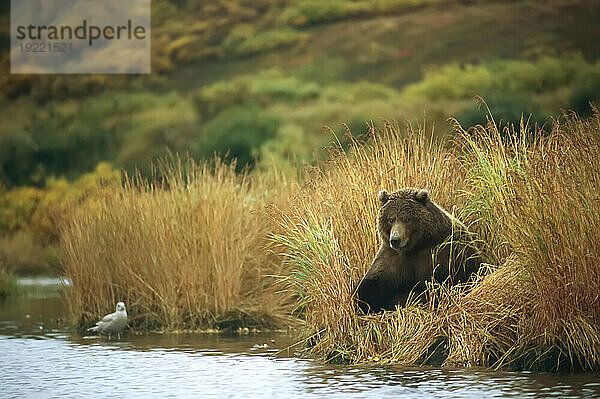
[356,188,482,313]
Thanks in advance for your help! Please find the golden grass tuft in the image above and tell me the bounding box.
[455,109,600,370]
[270,121,474,363]
[61,158,294,332]
[271,110,600,370]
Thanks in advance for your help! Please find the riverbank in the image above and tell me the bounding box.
[60,110,600,371]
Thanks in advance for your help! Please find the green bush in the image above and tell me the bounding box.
[0,98,119,187]
[0,91,200,186]
[322,81,396,103]
[251,71,321,103]
[5,53,596,190]
[569,78,600,117]
[30,105,115,182]
[224,26,305,57]
[194,80,253,121]
[281,0,348,26]
[196,103,280,170]
[257,123,315,170]
[0,132,39,188]
[281,0,442,26]
[456,93,548,130]
[194,70,321,121]
[403,55,600,101]
[110,92,198,173]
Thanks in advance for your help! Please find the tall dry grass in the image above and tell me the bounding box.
[61,158,294,331]
[453,109,600,370]
[60,108,600,370]
[270,121,476,363]
[271,110,600,370]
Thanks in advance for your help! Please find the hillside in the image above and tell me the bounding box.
[0,0,599,274]
[1,0,599,187]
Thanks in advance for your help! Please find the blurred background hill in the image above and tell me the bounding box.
[0,0,599,273]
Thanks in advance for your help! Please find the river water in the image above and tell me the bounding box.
[1,278,599,398]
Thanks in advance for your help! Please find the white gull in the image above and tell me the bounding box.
[87,302,127,339]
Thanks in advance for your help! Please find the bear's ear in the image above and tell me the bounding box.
[415,189,430,204]
[378,190,390,206]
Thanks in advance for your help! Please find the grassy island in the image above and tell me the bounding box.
[61,110,600,371]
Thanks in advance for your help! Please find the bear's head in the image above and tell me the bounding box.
[377,188,434,254]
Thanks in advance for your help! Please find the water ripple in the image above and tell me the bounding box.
[2,277,600,398]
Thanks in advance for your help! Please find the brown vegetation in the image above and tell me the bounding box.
[61,159,295,332]
[272,109,600,370]
[61,109,600,371]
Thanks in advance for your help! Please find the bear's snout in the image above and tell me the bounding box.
[389,234,408,250]
[389,222,408,250]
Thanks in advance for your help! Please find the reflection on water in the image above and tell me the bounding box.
[1,278,599,398]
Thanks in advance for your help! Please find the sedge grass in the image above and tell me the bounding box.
[456,109,600,370]
[61,108,600,370]
[272,110,600,370]
[0,264,21,298]
[61,158,295,332]
[270,121,475,364]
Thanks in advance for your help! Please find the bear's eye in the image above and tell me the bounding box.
[388,217,395,224]
[403,217,410,223]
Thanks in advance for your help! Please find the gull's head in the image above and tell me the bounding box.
[116,302,126,312]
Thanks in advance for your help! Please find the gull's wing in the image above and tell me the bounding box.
[100,311,116,324]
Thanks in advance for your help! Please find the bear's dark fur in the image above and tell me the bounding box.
[356,188,482,313]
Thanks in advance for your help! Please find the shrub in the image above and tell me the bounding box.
[281,0,348,26]
[193,71,321,121]
[0,131,39,188]
[28,162,122,246]
[280,0,441,26]
[256,123,314,170]
[403,55,600,101]
[251,71,321,104]
[197,104,279,170]
[456,93,547,130]
[223,26,305,57]
[194,80,253,121]
[569,79,600,117]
